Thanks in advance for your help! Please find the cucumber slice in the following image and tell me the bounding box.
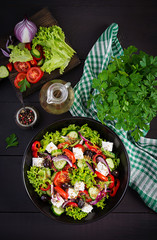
[106,158,114,170]
[53,160,67,170]
[102,150,115,158]
[77,159,86,168]
[51,149,62,156]
[88,186,100,200]
[70,139,80,147]
[45,168,51,178]
[51,172,57,181]
[51,205,64,216]
[67,131,78,140]
[37,58,44,66]
[0,66,9,78]
[31,48,41,58]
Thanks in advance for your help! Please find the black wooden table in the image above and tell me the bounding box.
[0,1,157,239]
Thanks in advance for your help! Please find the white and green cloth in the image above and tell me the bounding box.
[70,23,157,212]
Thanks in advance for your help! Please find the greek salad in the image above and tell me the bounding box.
[27,124,120,220]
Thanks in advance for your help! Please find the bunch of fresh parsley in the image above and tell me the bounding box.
[88,46,157,141]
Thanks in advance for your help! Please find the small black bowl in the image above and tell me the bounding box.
[22,117,130,224]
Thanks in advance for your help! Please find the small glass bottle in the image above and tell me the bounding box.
[39,79,74,114]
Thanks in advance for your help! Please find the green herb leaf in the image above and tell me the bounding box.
[5,133,19,149]
[18,78,31,92]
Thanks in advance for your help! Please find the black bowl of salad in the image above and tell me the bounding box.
[23,117,130,224]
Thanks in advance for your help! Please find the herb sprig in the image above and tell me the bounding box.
[88,46,157,141]
[18,78,30,92]
[5,133,19,149]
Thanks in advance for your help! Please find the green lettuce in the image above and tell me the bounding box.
[32,25,76,74]
[65,206,88,220]
[8,44,33,63]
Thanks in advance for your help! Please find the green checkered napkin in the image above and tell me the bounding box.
[70,23,157,212]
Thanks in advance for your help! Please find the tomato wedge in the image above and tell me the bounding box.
[54,186,68,199]
[6,62,13,72]
[30,58,37,66]
[14,61,31,73]
[26,67,43,83]
[95,171,108,181]
[54,171,70,187]
[25,43,32,50]
[14,72,27,89]
[57,141,70,149]
[63,149,76,163]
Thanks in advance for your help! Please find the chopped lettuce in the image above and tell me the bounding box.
[8,44,33,63]
[32,25,76,74]
[65,206,88,220]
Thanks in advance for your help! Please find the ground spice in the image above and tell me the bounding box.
[18,108,35,125]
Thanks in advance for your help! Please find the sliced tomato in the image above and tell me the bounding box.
[74,144,85,152]
[57,141,70,149]
[14,61,31,73]
[95,171,108,181]
[26,67,43,83]
[63,149,76,163]
[66,202,78,207]
[14,72,27,89]
[54,186,68,199]
[30,58,37,66]
[53,171,70,187]
[78,190,92,203]
[25,43,32,50]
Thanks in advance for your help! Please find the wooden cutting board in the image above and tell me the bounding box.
[0,8,80,100]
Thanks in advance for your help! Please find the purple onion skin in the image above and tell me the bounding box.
[52,155,72,167]
[78,131,93,145]
[90,190,106,205]
[86,161,94,173]
[0,48,10,57]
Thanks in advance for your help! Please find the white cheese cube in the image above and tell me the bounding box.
[72,147,84,159]
[68,188,78,199]
[81,203,93,213]
[102,141,113,152]
[32,157,44,167]
[95,162,109,176]
[46,142,57,153]
[51,194,64,208]
[74,181,85,192]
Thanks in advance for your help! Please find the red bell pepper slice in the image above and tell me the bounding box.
[31,141,41,152]
[108,174,115,189]
[54,186,68,199]
[32,151,38,158]
[109,179,120,197]
[85,142,102,154]
[6,62,13,72]
[66,202,78,207]
[95,171,108,181]
[74,144,85,152]
[40,183,51,191]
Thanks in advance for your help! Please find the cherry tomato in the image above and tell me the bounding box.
[30,58,37,66]
[74,144,85,152]
[54,186,68,199]
[63,149,76,163]
[54,171,70,187]
[14,72,27,89]
[31,141,41,152]
[66,202,78,207]
[26,67,43,83]
[57,141,70,149]
[6,62,13,72]
[14,61,31,73]
[25,43,32,50]
[95,171,108,181]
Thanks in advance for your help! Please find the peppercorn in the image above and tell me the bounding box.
[18,108,35,125]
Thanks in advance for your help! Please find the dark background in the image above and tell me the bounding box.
[0,0,157,239]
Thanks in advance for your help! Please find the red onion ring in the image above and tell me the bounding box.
[52,155,72,167]
[85,161,94,173]
[96,156,111,174]
[78,131,93,145]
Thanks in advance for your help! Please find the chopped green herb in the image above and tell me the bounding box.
[6,133,18,149]
[18,78,31,92]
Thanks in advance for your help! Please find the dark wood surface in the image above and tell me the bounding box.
[0,1,157,239]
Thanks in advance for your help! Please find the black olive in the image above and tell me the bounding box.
[43,159,51,168]
[41,194,49,202]
[67,146,73,152]
[76,198,85,208]
[62,182,72,189]
[84,149,94,158]
[112,170,119,177]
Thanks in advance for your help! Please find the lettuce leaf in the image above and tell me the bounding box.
[32,25,76,74]
[65,206,88,220]
[8,44,33,63]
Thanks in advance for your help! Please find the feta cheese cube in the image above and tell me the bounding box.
[32,157,44,167]
[74,181,85,192]
[95,162,109,176]
[51,194,64,208]
[68,188,78,199]
[81,203,93,213]
[73,147,84,159]
[102,141,113,152]
[46,142,57,153]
